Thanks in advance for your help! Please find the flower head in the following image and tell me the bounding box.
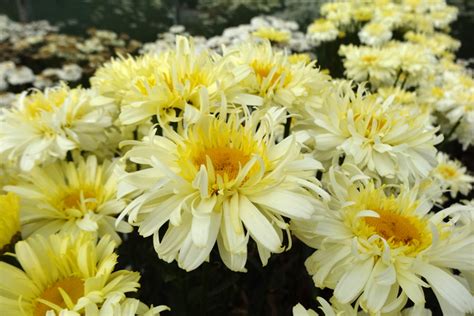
[339,45,399,88]
[6,155,131,244]
[432,152,474,199]
[117,112,326,271]
[309,83,442,181]
[299,168,474,314]
[306,19,339,46]
[92,36,243,127]
[0,84,116,171]
[0,233,141,315]
[358,22,392,46]
[226,40,329,116]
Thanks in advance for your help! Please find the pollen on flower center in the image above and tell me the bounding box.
[364,212,421,245]
[437,164,458,179]
[361,55,378,64]
[251,60,290,87]
[194,147,251,180]
[62,189,97,211]
[24,89,68,119]
[33,277,84,316]
[353,112,388,137]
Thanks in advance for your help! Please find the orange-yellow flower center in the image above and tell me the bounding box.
[353,111,388,137]
[34,277,84,316]
[361,55,378,64]
[349,185,432,254]
[437,164,458,179]
[24,89,67,119]
[251,60,291,87]
[364,212,421,245]
[194,147,250,181]
[62,189,97,211]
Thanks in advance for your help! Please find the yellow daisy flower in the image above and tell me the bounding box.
[0,233,141,315]
[6,155,131,244]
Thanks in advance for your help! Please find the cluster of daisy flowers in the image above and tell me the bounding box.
[306,0,458,47]
[0,1,473,315]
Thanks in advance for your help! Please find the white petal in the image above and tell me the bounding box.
[415,262,474,313]
[334,257,374,304]
[178,211,221,271]
[239,195,282,253]
[249,189,315,220]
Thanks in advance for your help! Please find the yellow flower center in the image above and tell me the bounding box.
[348,184,432,255]
[251,60,291,88]
[194,147,251,181]
[24,89,68,119]
[364,212,421,245]
[432,87,444,99]
[353,111,389,138]
[361,55,378,64]
[34,277,84,316]
[177,117,269,193]
[134,76,157,96]
[437,164,458,179]
[62,189,97,211]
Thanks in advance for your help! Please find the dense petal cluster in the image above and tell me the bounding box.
[296,167,474,314]
[224,40,330,116]
[6,155,131,243]
[0,84,116,171]
[0,233,148,315]
[307,82,442,181]
[91,36,247,127]
[117,112,327,271]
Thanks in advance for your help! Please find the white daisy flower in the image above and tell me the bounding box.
[0,84,116,171]
[432,152,474,199]
[308,82,442,182]
[225,40,330,117]
[117,111,327,272]
[358,22,393,46]
[306,19,339,46]
[301,168,474,314]
[339,45,399,88]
